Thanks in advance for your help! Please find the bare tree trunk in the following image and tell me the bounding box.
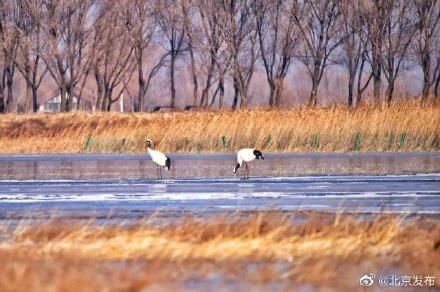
[309,84,318,107]
[137,50,145,112]
[57,82,68,113]
[105,89,114,111]
[67,86,74,112]
[101,90,109,111]
[25,76,31,112]
[0,69,4,113]
[274,77,284,106]
[239,84,248,109]
[188,44,198,108]
[200,53,215,108]
[421,48,431,103]
[434,72,440,104]
[235,67,250,109]
[384,40,397,106]
[356,52,372,106]
[232,77,239,110]
[346,42,356,108]
[76,70,89,111]
[218,75,224,109]
[309,66,320,107]
[386,82,394,105]
[268,81,275,107]
[170,53,176,108]
[6,81,13,112]
[348,72,354,107]
[209,69,226,109]
[60,86,67,112]
[6,67,14,112]
[32,86,38,112]
[0,92,4,113]
[372,53,381,103]
[95,68,103,111]
[22,54,32,112]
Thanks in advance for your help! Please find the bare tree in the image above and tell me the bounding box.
[355,49,374,105]
[339,0,368,107]
[211,52,232,109]
[413,0,440,103]
[254,0,299,107]
[219,0,258,109]
[38,0,95,112]
[359,0,393,103]
[181,0,200,108]
[0,0,20,113]
[382,0,416,104]
[1,0,439,113]
[158,0,187,109]
[93,0,136,112]
[13,0,48,112]
[196,0,228,108]
[125,0,161,112]
[291,0,344,106]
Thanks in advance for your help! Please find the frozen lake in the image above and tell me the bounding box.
[0,152,439,220]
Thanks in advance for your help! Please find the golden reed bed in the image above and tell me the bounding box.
[0,101,439,153]
[0,212,439,291]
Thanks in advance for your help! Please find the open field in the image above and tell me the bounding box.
[0,102,439,153]
[0,212,439,291]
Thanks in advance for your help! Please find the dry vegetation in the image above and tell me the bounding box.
[0,102,439,153]
[0,212,439,291]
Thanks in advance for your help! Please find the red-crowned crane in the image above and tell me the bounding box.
[146,139,171,179]
[232,148,264,179]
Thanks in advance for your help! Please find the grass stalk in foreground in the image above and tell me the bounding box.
[0,212,439,290]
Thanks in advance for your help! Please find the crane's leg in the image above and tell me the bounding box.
[156,165,160,180]
[160,167,163,180]
[245,162,249,179]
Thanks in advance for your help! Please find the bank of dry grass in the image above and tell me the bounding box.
[0,212,439,291]
[0,101,439,153]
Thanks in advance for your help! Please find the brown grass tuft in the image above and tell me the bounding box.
[0,101,439,153]
[0,212,439,290]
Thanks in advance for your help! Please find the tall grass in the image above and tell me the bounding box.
[0,212,439,290]
[0,101,439,153]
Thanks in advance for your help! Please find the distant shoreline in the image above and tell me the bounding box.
[1,102,439,153]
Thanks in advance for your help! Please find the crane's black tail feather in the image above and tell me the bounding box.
[232,163,240,173]
[165,157,171,170]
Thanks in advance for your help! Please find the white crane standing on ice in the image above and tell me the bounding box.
[146,139,171,179]
[232,148,264,179]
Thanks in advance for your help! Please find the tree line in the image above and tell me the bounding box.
[0,0,439,113]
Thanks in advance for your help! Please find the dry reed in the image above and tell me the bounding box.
[0,212,439,291]
[0,101,439,153]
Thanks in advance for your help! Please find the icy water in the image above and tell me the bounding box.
[0,152,439,221]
